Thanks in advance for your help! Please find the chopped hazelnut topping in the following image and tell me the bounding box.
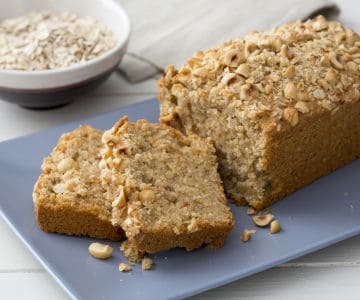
[235,63,251,78]
[312,16,328,31]
[283,107,299,126]
[240,83,252,99]
[284,82,297,99]
[313,89,326,99]
[283,65,296,78]
[295,101,309,113]
[221,72,236,85]
[325,68,337,84]
[329,52,344,69]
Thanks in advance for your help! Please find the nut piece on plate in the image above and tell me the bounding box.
[119,262,132,272]
[246,207,256,215]
[241,229,256,242]
[88,242,113,259]
[141,258,154,270]
[252,214,274,227]
[270,220,281,234]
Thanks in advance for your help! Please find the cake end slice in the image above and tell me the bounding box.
[33,125,123,241]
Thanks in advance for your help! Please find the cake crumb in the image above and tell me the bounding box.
[119,262,132,272]
[120,240,144,263]
[141,258,154,270]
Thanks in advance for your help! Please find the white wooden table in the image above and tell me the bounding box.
[0,1,359,298]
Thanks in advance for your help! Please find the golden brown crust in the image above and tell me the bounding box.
[158,16,360,210]
[35,201,123,241]
[100,118,233,254]
[254,100,360,209]
[33,125,124,241]
[131,223,232,253]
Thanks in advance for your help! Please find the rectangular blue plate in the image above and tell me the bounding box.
[0,98,360,300]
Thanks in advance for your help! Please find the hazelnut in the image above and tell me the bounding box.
[297,91,309,102]
[223,49,246,67]
[119,262,132,272]
[283,65,296,78]
[270,220,281,234]
[192,67,208,77]
[283,107,299,126]
[280,44,289,58]
[247,207,256,215]
[88,243,113,259]
[264,84,273,94]
[221,72,236,85]
[313,89,326,100]
[312,16,328,31]
[325,68,337,84]
[270,36,283,52]
[329,52,344,70]
[252,213,274,227]
[318,79,330,91]
[235,63,251,78]
[295,101,309,114]
[57,158,74,173]
[284,82,297,99]
[112,186,126,208]
[244,41,258,58]
[319,54,330,67]
[241,229,256,242]
[240,83,252,99]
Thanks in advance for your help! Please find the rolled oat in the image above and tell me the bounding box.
[0,10,116,71]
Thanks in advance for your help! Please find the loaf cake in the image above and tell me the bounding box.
[33,125,123,240]
[158,16,360,210]
[100,117,233,254]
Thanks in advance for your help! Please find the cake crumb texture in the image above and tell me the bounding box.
[101,117,234,253]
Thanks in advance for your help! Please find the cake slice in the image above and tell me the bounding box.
[158,16,360,210]
[33,125,123,241]
[100,117,233,254]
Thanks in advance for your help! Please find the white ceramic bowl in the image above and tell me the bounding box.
[0,0,130,108]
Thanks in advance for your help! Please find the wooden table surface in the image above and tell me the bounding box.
[0,0,359,299]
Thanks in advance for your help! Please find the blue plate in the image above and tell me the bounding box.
[0,98,359,300]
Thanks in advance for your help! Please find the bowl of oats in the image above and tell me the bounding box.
[0,0,130,108]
